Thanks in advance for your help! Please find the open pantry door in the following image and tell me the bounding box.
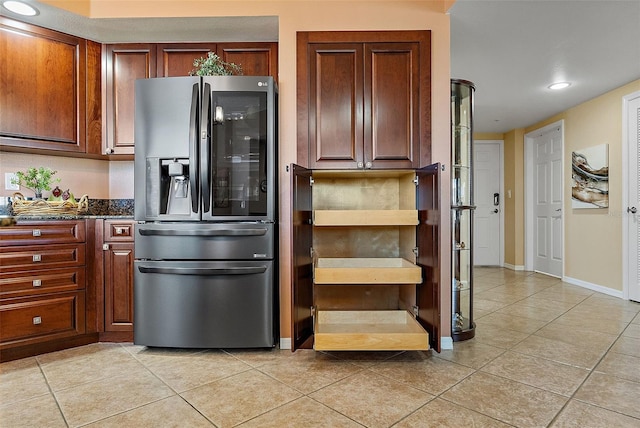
[415,163,442,352]
[290,164,314,350]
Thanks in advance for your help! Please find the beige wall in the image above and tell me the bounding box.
[494,79,640,291]
[0,152,110,199]
[25,0,454,344]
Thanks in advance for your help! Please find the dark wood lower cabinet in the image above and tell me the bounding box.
[0,220,96,362]
[97,219,135,342]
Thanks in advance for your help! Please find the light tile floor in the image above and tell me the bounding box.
[2,268,640,427]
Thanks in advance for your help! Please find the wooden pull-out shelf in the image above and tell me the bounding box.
[314,310,429,351]
[314,210,418,226]
[314,257,421,284]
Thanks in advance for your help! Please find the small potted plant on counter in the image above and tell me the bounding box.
[11,167,60,199]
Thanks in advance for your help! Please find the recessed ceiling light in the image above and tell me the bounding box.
[2,1,39,16]
[548,82,571,90]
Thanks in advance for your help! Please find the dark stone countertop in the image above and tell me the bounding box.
[0,199,134,220]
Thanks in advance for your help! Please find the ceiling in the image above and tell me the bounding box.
[450,0,640,133]
[3,0,639,134]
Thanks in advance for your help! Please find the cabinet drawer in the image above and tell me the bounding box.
[0,243,85,273]
[0,220,86,246]
[104,220,134,241]
[0,291,85,343]
[0,267,85,298]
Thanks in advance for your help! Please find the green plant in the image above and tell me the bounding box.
[11,167,60,198]
[189,52,242,76]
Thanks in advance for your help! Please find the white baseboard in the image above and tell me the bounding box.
[503,263,525,271]
[440,336,454,350]
[562,276,624,299]
[279,337,291,350]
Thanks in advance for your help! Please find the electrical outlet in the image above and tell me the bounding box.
[5,173,19,191]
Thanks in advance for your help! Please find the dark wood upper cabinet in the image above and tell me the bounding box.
[297,31,430,170]
[156,43,217,77]
[0,17,87,154]
[104,42,277,156]
[218,42,279,80]
[103,44,157,157]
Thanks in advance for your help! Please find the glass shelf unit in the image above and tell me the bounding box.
[451,79,476,341]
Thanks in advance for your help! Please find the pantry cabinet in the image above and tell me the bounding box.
[0,17,99,156]
[291,164,441,352]
[0,220,94,362]
[297,31,430,170]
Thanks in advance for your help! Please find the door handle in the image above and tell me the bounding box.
[493,193,500,206]
[629,207,638,214]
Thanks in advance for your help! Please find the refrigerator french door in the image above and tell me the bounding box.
[133,76,277,348]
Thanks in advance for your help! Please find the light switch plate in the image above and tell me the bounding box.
[5,173,19,191]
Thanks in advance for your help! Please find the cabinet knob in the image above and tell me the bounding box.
[105,148,114,154]
[357,162,364,169]
[365,162,372,169]
[32,229,41,237]
[103,243,110,251]
[32,279,42,287]
[32,254,41,262]
[33,316,42,325]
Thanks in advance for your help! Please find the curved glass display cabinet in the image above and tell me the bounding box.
[451,79,475,341]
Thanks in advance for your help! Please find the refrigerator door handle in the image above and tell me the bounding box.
[189,83,200,213]
[138,228,268,237]
[138,266,267,275]
[201,82,212,213]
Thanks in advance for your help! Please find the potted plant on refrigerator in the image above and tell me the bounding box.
[189,52,242,76]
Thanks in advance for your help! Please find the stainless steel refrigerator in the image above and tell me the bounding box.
[133,76,277,348]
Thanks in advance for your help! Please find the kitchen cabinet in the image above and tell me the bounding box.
[291,164,441,352]
[104,42,278,157]
[103,44,157,157]
[297,31,430,170]
[94,219,135,341]
[0,220,95,362]
[0,17,102,157]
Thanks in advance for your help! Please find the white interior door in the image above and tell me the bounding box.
[626,93,640,302]
[473,141,502,266]
[533,127,563,277]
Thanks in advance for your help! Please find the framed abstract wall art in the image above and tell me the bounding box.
[571,143,608,208]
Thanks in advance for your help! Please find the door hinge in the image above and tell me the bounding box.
[310,177,314,186]
[413,247,419,258]
[412,305,419,318]
[311,306,316,317]
[413,176,419,186]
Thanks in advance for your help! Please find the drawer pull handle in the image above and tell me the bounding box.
[33,316,42,325]
[32,229,41,237]
[33,254,42,262]
[32,279,42,287]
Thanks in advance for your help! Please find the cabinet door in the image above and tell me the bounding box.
[156,43,217,77]
[291,164,314,350]
[416,163,441,352]
[307,43,364,169]
[218,42,278,80]
[364,42,420,169]
[104,242,134,331]
[0,17,86,153]
[104,44,157,156]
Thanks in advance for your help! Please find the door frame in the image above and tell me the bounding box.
[474,139,505,267]
[622,91,640,300]
[524,120,565,273]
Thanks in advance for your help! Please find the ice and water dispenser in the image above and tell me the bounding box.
[144,157,195,218]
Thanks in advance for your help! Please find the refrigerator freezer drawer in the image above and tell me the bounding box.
[134,260,275,348]
[135,222,274,260]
